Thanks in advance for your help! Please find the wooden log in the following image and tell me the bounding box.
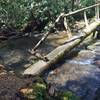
[32,13,65,51]
[23,20,100,76]
[33,32,50,51]
[64,17,72,39]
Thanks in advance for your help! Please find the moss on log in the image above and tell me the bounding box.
[23,20,100,75]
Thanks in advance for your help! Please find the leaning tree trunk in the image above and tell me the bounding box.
[23,20,100,76]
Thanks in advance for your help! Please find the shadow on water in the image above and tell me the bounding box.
[0,36,55,75]
[7,60,30,75]
[44,40,100,100]
[61,72,100,100]
[45,63,100,100]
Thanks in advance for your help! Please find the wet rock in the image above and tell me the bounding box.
[0,64,5,70]
[0,71,7,76]
[47,83,57,97]
[0,64,7,75]
[77,50,96,59]
[87,45,96,50]
[9,70,15,75]
[24,63,31,68]
[87,40,100,52]
[57,91,80,100]
[18,88,34,99]
[20,88,33,94]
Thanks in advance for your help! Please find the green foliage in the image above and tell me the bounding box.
[80,0,96,17]
[21,76,80,100]
[0,0,72,30]
[80,0,95,7]
[59,91,80,100]
[32,83,46,100]
[31,0,70,19]
[25,83,81,100]
[0,0,33,28]
[29,0,71,32]
[22,77,47,100]
[0,0,96,30]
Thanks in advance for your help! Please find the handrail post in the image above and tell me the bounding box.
[95,4,99,19]
[64,17,72,39]
[97,5,99,19]
[84,10,89,27]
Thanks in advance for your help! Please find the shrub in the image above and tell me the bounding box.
[0,0,96,31]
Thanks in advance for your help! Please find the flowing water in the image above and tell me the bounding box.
[0,35,99,99]
[45,40,100,100]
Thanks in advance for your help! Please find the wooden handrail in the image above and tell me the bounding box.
[63,3,100,17]
[56,3,100,23]
[33,3,100,52]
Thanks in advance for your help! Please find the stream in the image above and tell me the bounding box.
[0,35,99,100]
[45,40,100,100]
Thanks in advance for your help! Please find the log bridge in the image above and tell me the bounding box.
[24,3,100,75]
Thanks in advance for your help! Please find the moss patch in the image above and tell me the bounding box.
[19,77,80,100]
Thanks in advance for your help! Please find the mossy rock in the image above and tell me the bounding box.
[56,91,80,100]
[19,76,49,100]
[19,76,80,100]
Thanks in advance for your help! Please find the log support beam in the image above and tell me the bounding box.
[23,21,100,76]
[64,17,72,39]
[84,11,89,27]
[95,5,99,20]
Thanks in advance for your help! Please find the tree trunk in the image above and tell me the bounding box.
[23,20,100,76]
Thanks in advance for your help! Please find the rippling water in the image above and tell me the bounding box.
[0,36,100,100]
[45,40,100,100]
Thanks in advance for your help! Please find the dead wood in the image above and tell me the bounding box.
[23,20,100,75]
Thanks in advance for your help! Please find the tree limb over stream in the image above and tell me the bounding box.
[23,20,100,76]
